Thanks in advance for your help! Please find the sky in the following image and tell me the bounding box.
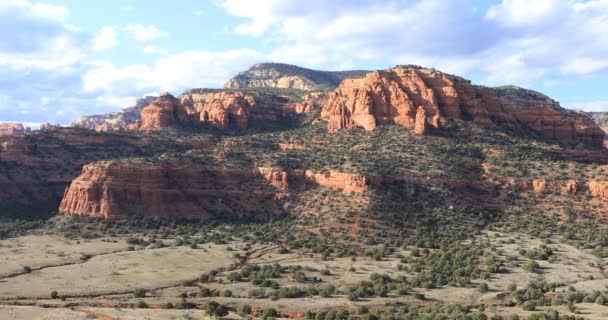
[1,0,608,126]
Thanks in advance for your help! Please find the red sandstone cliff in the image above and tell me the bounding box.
[58,161,288,219]
[59,162,369,219]
[0,128,148,217]
[132,92,254,131]
[179,92,253,130]
[322,66,604,147]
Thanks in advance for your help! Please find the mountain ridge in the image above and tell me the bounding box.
[224,62,370,91]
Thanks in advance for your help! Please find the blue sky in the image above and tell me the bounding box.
[1,0,607,126]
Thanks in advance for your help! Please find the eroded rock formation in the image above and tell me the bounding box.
[323,67,511,133]
[132,92,254,131]
[179,92,253,130]
[59,162,369,219]
[0,123,29,136]
[322,66,604,147]
[59,161,287,219]
[0,128,147,218]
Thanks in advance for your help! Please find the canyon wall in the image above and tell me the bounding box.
[59,156,608,220]
[59,163,371,219]
[0,128,147,218]
[322,66,605,147]
[59,162,288,220]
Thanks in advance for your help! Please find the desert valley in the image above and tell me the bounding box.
[0,62,607,320]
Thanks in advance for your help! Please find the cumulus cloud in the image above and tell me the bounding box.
[83,49,262,94]
[0,0,84,71]
[485,0,566,27]
[92,26,118,51]
[219,0,608,86]
[3,0,608,125]
[0,0,69,21]
[124,24,169,42]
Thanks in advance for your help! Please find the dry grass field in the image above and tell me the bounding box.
[2,223,608,319]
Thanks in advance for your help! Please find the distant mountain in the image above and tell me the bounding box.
[224,63,369,91]
[590,112,608,132]
[0,123,29,136]
[71,96,157,131]
[491,85,563,111]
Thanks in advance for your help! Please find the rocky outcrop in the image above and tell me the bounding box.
[589,181,608,200]
[492,86,561,111]
[413,107,428,135]
[323,67,511,134]
[132,92,253,131]
[136,93,180,131]
[179,92,253,130]
[72,96,157,132]
[0,128,148,218]
[225,63,369,91]
[302,170,366,194]
[512,107,604,147]
[516,179,581,194]
[59,162,368,219]
[0,123,29,136]
[279,93,328,115]
[59,161,289,220]
[504,178,608,201]
[322,66,605,147]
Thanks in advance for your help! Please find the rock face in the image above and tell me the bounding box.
[133,92,253,131]
[323,67,509,133]
[137,93,180,131]
[59,162,368,219]
[303,170,366,194]
[72,96,157,132]
[512,107,604,146]
[0,128,149,218]
[322,66,605,147]
[491,86,561,110]
[413,107,428,135]
[225,63,369,91]
[59,161,288,220]
[281,93,328,114]
[0,123,29,136]
[179,92,253,130]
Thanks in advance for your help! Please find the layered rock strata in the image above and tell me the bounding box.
[322,66,604,147]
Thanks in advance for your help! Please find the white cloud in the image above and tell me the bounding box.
[0,0,84,72]
[485,0,564,27]
[92,26,118,52]
[143,45,160,54]
[0,0,69,21]
[83,49,263,94]
[218,0,608,86]
[562,58,608,75]
[124,24,169,42]
[192,10,204,16]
